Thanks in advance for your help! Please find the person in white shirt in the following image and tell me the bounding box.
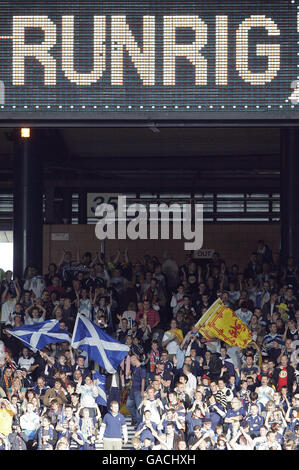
[229,426,254,450]
[17,348,36,372]
[23,275,46,300]
[258,430,282,450]
[20,402,41,441]
[75,375,99,409]
[256,376,274,407]
[253,425,268,449]
[75,289,93,321]
[1,281,20,324]
[170,285,185,317]
[182,364,197,399]
[24,305,46,325]
[138,387,164,425]
[235,302,253,326]
[162,319,183,358]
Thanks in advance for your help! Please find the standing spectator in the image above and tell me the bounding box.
[162,319,183,361]
[98,401,128,450]
[19,402,40,446]
[126,355,146,427]
[0,398,15,437]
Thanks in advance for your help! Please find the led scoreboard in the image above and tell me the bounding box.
[0,0,299,123]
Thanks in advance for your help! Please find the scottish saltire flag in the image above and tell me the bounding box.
[9,320,71,352]
[92,371,107,406]
[71,314,129,374]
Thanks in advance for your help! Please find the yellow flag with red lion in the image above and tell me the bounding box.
[194,298,253,349]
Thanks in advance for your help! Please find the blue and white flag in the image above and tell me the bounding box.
[92,371,107,406]
[9,320,71,352]
[71,314,129,374]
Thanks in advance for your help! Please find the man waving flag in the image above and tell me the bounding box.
[71,314,129,374]
[9,320,71,352]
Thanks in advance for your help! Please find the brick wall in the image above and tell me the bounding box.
[43,223,280,273]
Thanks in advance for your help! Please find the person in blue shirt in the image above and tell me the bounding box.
[185,406,204,437]
[159,350,174,373]
[207,394,226,430]
[70,354,90,380]
[224,398,246,432]
[135,410,157,443]
[98,401,128,450]
[116,318,130,344]
[245,404,264,438]
[126,354,146,427]
[32,376,50,398]
[217,346,236,379]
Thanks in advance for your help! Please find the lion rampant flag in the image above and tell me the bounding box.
[194,298,253,349]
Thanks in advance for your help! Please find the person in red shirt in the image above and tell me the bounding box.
[273,355,295,394]
[135,299,160,330]
[46,276,66,297]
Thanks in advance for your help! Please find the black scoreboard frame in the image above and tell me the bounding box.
[0,0,299,127]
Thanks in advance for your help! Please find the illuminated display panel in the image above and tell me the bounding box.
[0,0,298,122]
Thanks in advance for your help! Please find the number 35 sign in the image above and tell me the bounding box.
[87,194,120,218]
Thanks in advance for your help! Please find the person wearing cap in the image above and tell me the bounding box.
[275,302,290,323]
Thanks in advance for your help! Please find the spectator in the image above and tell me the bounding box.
[98,401,127,450]
[126,355,146,427]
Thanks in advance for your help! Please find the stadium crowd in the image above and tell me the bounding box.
[0,241,298,450]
